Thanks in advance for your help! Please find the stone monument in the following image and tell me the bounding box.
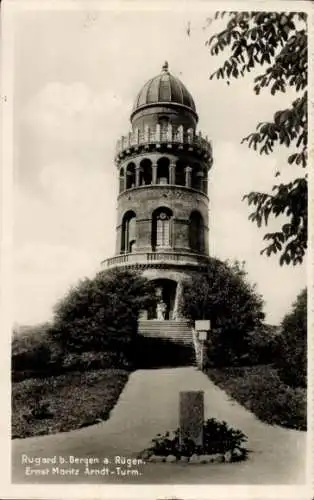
[179,391,204,446]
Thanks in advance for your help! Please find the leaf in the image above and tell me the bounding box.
[288,153,297,164]
[205,12,307,265]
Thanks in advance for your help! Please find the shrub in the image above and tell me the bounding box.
[241,324,279,365]
[275,288,307,388]
[202,418,247,454]
[51,268,157,357]
[180,259,265,366]
[12,323,63,381]
[62,350,132,372]
[12,269,155,381]
[29,401,54,420]
[207,366,306,430]
[144,419,247,458]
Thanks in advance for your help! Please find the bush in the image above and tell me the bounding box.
[241,324,279,365]
[207,365,306,430]
[275,288,307,388]
[180,259,265,366]
[12,323,63,381]
[62,350,132,372]
[12,269,155,381]
[144,419,247,458]
[12,270,152,382]
[29,401,54,420]
[51,269,156,357]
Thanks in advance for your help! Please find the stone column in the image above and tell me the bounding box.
[135,164,141,187]
[167,123,173,141]
[119,172,125,193]
[134,128,140,145]
[196,171,204,191]
[155,123,161,142]
[173,281,183,320]
[185,166,192,188]
[152,163,158,184]
[170,161,176,185]
[144,124,149,142]
[115,224,122,255]
[203,175,208,194]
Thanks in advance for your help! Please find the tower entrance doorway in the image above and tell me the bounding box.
[148,279,177,320]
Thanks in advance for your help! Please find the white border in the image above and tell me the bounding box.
[1,0,313,498]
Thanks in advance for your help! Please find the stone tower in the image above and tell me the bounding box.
[103,62,213,321]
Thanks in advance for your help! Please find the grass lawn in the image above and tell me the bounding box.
[12,369,129,439]
[206,364,306,431]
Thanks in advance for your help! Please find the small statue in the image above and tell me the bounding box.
[157,300,167,320]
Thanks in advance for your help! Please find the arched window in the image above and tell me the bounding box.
[139,158,152,186]
[175,161,185,186]
[157,157,170,185]
[189,211,205,253]
[191,165,203,191]
[203,169,208,194]
[119,167,125,193]
[126,163,136,189]
[121,211,136,253]
[152,207,173,250]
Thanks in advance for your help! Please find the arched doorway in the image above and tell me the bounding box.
[147,279,177,320]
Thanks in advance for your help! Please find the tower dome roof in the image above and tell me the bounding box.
[132,61,197,116]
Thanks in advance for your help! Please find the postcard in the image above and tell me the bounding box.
[0,1,312,499]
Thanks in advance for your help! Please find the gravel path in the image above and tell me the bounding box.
[12,367,306,484]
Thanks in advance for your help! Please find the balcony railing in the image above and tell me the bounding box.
[116,124,212,159]
[103,251,210,269]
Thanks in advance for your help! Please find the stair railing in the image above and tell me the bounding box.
[191,327,202,369]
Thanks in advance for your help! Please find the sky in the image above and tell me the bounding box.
[11,7,307,326]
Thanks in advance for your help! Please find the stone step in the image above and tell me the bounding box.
[139,331,192,340]
[138,321,191,331]
[139,323,190,328]
[139,320,190,326]
[139,323,191,329]
[139,329,192,336]
[139,328,192,334]
[137,319,196,366]
[138,319,194,347]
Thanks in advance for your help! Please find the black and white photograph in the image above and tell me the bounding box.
[0,0,312,497]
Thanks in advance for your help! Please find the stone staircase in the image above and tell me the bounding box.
[138,320,193,344]
[137,320,196,367]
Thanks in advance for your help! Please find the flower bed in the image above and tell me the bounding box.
[139,418,248,464]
